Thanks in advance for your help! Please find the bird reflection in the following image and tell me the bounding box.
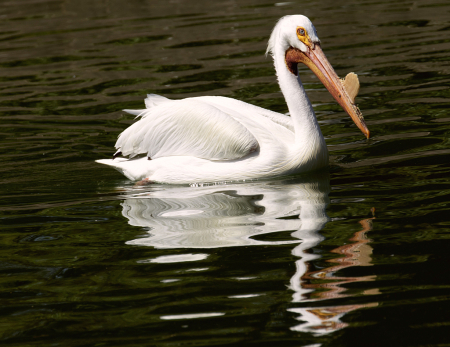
[119,172,377,335]
[122,174,330,249]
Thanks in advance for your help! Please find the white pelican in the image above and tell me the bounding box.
[96,15,369,184]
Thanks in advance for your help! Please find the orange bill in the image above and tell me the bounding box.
[285,45,370,138]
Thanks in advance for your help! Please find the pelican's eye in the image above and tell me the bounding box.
[296,26,313,48]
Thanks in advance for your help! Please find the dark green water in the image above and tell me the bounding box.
[1,0,450,346]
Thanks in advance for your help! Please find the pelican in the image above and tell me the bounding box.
[96,15,369,184]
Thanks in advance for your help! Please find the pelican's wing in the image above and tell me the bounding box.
[123,94,171,116]
[196,96,294,132]
[123,95,294,132]
[144,94,170,109]
[115,99,259,161]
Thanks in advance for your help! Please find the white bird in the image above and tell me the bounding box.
[96,15,369,184]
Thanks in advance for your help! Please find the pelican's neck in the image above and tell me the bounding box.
[273,47,323,144]
[272,46,328,169]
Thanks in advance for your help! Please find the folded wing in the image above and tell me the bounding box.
[116,99,260,161]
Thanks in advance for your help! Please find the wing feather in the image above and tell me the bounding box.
[115,99,259,161]
[144,94,170,109]
[123,94,170,117]
[195,96,294,132]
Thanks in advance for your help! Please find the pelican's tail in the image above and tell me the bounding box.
[96,158,148,181]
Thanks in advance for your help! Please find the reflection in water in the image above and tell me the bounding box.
[123,176,330,249]
[120,173,377,335]
[289,210,379,335]
[305,209,379,300]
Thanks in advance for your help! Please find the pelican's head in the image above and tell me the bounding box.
[267,15,370,139]
[267,15,319,55]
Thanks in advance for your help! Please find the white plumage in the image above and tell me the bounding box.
[116,98,260,161]
[96,15,368,184]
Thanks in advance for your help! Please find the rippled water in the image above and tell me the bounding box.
[1,0,450,346]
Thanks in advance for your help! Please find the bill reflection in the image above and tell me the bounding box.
[289,209,379,335]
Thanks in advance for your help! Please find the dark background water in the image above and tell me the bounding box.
[1,0,450,346]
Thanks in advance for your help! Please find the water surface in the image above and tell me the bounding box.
[1,0,450,346]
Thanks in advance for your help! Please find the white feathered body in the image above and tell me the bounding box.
[97,93,328,184]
